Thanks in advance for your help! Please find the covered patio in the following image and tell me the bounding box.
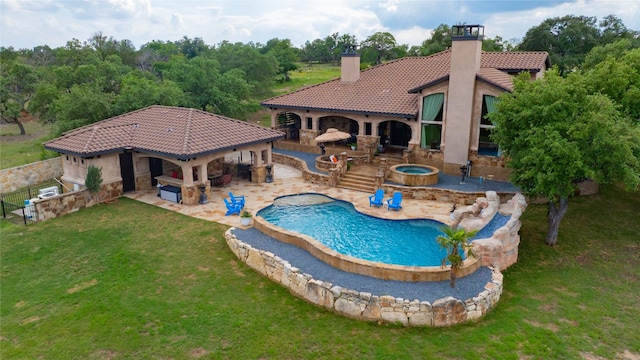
[44,106,285,205]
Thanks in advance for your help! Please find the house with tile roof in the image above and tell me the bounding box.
[262,25,550,180]
[44,106,284,205]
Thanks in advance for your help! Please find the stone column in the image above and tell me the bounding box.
[251,165,267,183]
[328,168,339,187]
[379,158,389,178]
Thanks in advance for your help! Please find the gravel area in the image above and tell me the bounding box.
[231,227,493,303]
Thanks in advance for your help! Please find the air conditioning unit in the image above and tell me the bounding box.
[38,186,59,199]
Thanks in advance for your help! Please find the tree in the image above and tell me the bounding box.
[436,226,477,288]
[581,38,640,71]
[0,59,37,134]
[419,24,451,56]
[85,165,103,202]
[517,14,635,75]
[260,38,299,82]
[361,32,397,65]
[582,47,640,122]
[214,41,277,96]
[490,70,640,245]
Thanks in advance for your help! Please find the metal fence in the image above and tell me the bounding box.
[0,180,62,225]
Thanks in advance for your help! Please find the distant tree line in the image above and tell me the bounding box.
[0,15,637,136]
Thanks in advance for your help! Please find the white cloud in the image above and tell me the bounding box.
[393,26,432,46]
[0,0,638,50]
[380,0,400,12]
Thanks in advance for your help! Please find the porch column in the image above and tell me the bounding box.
[270,111,278,128]
[198,164,207,184]
[181,164,194,186]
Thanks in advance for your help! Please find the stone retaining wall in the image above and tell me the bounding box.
[272,153,329,185]
[0,157,63,193]
[225,228,503,326]
[32,181,122,222]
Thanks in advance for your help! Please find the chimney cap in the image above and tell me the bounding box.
[342,43,359,55]
[452,25,484,40]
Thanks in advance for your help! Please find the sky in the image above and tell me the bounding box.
[1,0,639,50]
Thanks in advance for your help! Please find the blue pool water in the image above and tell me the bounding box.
[396,165,433,174]
[257,194,510,267]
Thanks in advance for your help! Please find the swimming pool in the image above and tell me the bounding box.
[257,193,454,267]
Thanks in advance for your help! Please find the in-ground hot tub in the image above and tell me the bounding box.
[388,164,439,186]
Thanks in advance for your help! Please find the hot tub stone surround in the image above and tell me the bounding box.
[388,164,439,186]
[225,228,504,327]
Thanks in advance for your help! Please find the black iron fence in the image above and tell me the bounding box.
[0,180,63,225]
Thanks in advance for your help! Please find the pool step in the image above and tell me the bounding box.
[337,172,377,193]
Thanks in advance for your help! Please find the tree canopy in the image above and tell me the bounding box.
[517,14,639,75]
[490,70,640,245]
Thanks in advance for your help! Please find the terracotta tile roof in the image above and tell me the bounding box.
[481,51,551,71]
[44,106,285,159]
[477,68,516,92]
[262,50,549,117]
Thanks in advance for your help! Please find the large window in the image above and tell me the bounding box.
[420,93,444,149]
[478,95,500,156]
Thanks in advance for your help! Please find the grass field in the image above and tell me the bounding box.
[1,185,639,359]
[250,63,340,127]
[0,119,56,170]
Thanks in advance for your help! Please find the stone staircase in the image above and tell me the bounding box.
[337,155,404,193]
[337,171,377,193]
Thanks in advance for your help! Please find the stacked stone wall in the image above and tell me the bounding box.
[471,193,527,270]
[32,181,122,222]
[0,157,63,193]
[225,229,503,327]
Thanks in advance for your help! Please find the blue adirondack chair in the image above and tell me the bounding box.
[369,189,384,207]
[224,198,242,216]
[228,192,245,208]
[386,192,403,211]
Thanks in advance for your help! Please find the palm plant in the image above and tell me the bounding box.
[436,225,478,288]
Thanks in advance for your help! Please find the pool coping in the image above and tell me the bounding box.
[254,215,480,282]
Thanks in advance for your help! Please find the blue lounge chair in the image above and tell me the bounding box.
[369,189,384,207]
[228,192,245,208]
[386,192,403,211]
[224,198,242,216]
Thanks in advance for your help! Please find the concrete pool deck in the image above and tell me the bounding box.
[124,163,457,228]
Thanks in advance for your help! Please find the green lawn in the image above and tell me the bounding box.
[276,63,341,94]
[0,120,56,170]
[1,185,639,359]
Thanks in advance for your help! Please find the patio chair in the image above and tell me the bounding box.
[386,192,403,211]
[369,189,384,208]
[228,192,245,208]
[224,198,242,216]
[220,174,232,187]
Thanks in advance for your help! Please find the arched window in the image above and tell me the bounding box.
[420,93,444,149]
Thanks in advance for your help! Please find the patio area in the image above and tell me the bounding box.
[124,162,456,228]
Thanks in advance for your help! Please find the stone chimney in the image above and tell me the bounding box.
[341,44,360,83]
[443,25,484,173]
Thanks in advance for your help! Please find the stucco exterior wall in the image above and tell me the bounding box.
[60,153,121,189]
[0,157,63,193]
